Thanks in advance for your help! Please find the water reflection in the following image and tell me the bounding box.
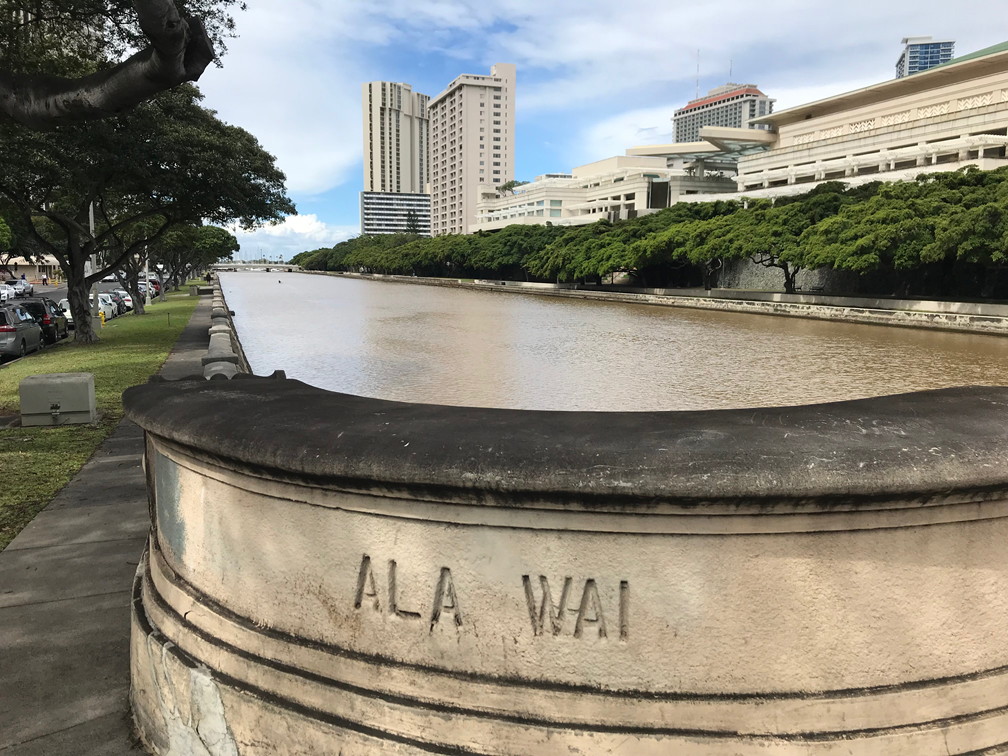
[221,273,1008,411]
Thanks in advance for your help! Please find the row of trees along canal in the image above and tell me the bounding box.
[295,167,1008,301]
[0,0,294,342]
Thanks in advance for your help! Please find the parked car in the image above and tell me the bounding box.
[106,291,127,315]
[20,297,69,344]
[88,294,116,322]
[58,298,74,330]
[10,278,33,297]
[0,283,13,303]
[113,289,134,310]
[98,293,118,318]
[0,304,43,359]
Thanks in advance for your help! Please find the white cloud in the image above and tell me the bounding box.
[193,0,1001,219]
[199,1,370,195]
[232,215,357,261]
[576,105,678,165]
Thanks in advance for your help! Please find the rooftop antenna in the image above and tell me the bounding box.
[729,57,733,80]
[695,49,700,98]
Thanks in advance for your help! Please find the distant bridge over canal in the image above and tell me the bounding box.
[212,263,302,272]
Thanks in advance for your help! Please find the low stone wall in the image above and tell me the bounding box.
[313,271,1008,335]
[125,377,1008,754]
[202,283,250,378]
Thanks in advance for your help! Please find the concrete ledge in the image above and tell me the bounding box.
[203,362,239,379]
[125,377,1008,753]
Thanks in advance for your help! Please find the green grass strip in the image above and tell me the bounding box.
[0,294,199,550]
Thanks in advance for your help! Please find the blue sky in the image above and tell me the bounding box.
[193,1,997,261]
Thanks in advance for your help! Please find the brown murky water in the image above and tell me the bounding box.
[221,273,1008,411]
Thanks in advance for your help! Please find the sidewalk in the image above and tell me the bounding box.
[0,297,212,755]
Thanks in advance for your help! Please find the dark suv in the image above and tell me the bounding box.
[20,297,69,344]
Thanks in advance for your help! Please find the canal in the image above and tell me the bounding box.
[220,272,1008,411]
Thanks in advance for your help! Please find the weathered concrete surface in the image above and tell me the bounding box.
[0,297,212,755]
[125,377,1008,754]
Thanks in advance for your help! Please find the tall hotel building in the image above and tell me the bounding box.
[429,63,516,235]
[672,83,774,143]
[361,81,431,235]
[896,36,955,78]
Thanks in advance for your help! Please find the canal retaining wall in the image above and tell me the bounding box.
[313,271,1008,336]
[125,362,1008,753]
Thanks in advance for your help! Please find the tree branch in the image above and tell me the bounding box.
[0,0,214,128]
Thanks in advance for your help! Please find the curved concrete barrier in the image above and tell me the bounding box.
[124,378,1008,754]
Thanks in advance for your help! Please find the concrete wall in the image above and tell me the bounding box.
[126,377,1008,754]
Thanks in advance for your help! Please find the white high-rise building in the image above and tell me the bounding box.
[429,63,516,235]
[361,82,432,235]
[362,81,430,193]
[673,83,774,143]
[896,36,955,78]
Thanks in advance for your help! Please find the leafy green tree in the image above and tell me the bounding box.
[496,179,530,196]
[0,83,293,341]
[148,223,238,298]
[800,185,947,296]
[0,216,10,253]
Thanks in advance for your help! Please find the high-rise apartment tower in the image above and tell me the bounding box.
[896,36,955,78]
[361,81,431,234]
[429,63,516,235]
[672,83,774,143]
[362,81,430,193]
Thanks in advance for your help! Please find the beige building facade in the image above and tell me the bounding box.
[475,156,736,231]
[430,63,516,235]
[736,42,1008,193]
[361,81,430,194]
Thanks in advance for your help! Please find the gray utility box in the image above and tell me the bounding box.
[19,373,97,427]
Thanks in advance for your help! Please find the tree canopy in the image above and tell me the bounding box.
[0,82,293,340]
[294,166,1008,301]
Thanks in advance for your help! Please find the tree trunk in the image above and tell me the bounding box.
[67,270,99,344]
[127,277,146,315]
[781,264,801,295]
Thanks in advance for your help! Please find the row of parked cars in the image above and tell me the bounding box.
[0,297,69,359]
[91,289,134,321]
[0,287,140,360]
[0,278,35,302]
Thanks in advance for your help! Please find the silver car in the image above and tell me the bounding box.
[0,304,43,359]
[6,279,33,297]
[0,283,13,303]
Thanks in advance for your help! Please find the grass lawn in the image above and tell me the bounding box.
[0,294,198,550]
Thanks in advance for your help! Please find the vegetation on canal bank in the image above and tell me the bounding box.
[293,166,1008,300]
[0,295,197,551]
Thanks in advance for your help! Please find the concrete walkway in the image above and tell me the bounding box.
[0,297,212,755]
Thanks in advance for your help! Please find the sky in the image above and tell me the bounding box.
[192,1,999,261]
